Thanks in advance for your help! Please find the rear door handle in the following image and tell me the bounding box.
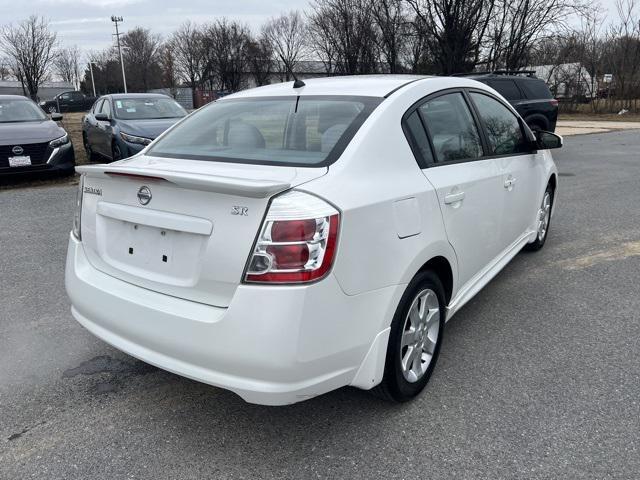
[504,177,517,189]
[444,191,465,204]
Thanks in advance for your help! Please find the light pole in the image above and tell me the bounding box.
[88,61,97,97]
[111,15,127,93]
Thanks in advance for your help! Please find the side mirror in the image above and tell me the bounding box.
[95,112,110,122]
[536,130,563,150]
[51,113,63,121]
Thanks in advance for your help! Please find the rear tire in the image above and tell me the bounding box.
[373,270,445,402]
[524,183,554,252]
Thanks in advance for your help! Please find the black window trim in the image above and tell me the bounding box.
[401,109,434,169]
[401,87,538,169]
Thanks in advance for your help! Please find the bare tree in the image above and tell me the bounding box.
[406,0,495,74]
[54,45,81,88]
[262,11,307,80]
[158,42,179,96]
[603,0,640,107]
[573,7,606,111]
[247,37,274,86]
[307,8,339,74]
[1,15,57,100]
[171,22,206,105]
[483,0,581,71]
[402,15,434,73]
[80,48,123,95]
[372,0,407,73]
[308,0,380,75]
[202,19,252,92]
[0,56,12,80]
[121,27,162,91]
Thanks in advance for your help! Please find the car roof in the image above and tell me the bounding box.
[225,75,430,99]
[108,93,169,100]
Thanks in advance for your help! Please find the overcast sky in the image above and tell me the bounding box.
[0,0,622,55]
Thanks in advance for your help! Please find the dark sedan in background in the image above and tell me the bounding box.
[0,95,75,178]
[82,93,187,162]
[39,91,97,114]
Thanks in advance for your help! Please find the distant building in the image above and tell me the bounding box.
[0,80,75,101]
[528,63,595,101]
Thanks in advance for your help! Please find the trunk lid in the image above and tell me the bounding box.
[77,155,327,307]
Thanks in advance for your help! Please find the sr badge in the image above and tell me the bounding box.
[231,206,249,216]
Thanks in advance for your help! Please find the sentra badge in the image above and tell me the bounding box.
[83,186,102,196]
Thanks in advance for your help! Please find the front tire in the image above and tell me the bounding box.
[524,183,554,252]
[83,133,97,162]
[374,270,446,402]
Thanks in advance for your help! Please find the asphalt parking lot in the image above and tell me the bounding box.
[1,130,639,479]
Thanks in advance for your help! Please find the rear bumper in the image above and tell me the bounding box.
[65,234,400,405]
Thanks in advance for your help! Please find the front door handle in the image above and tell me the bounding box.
[444,191,465,204]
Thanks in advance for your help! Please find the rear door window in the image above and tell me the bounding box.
[418,93,483,163]
[470,92,530,155]
[520,80,553,99]
[487,80,522,100]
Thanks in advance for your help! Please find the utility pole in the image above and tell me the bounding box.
[111,15,127,93]
[88,61,97,97]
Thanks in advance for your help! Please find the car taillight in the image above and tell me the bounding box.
[550,99,559,107]
[245,190,340,284]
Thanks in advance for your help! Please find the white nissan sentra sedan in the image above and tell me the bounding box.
[66,75,561,405]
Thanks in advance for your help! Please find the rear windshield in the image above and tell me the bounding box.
[520,80,553,99]
[147,96,381,167]
[114,97,187,120]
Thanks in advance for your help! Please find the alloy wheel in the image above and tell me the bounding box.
[537,191,552,241]
[400,289,440,383]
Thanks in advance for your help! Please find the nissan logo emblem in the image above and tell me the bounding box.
[137,186,152,205]
[12,146,24,155]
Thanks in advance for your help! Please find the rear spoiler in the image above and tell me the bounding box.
[76,164,291,199]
